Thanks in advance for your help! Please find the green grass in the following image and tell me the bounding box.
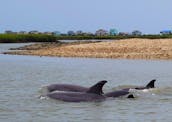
[0,34,56,43]
[55,35,172,40]
[1,34,172,43]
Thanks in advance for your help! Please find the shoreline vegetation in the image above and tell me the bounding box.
[3,38,172,60]
[0,34,56,43]
[1,33,172,43]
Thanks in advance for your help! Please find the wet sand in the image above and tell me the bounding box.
[4,38,172,60]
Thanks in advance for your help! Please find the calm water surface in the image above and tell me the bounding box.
[0,44,172,122]
[0,43,33,53]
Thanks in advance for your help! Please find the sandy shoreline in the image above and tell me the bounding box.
[4,38,172,60]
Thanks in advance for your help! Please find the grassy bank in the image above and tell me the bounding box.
[1,34,172,43]
[0,34,56,43]
[56,34,172,40]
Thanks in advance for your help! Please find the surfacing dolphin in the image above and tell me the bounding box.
[122,79,156,91]
[47,80,107,102]
[88,79,156,99]
[46,79,156,93]
[104,90,134,98]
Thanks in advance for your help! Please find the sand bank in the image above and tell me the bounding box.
[5,38,172,60]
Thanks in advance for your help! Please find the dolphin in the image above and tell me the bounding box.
[122,79,156,91]
[100,79,156,98]
[104,90,134,98]
[47,80,107,102]
[46,79,156,93]
[45,79,155,100]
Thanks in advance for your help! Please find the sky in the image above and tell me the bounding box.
[0,0,172,34]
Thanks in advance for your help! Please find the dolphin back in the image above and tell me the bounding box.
[146,79,156,88]
[47,84,88,92]
[104,90,130,97]
[86,80,107,95]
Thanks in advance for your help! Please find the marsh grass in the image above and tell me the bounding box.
[0,34,56,43]
[1,34,172,43]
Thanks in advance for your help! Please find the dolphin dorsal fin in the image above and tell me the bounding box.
[146,79,156,88]
[86,80,107,95]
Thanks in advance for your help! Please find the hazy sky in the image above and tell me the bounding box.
[0,0,171,34]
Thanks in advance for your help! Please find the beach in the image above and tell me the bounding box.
[4,38,172,60]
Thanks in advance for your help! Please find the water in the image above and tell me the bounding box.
[0,43,33,53]
[0,44,172,122]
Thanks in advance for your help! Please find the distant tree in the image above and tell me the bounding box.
[132,30,142,36]
[5,30,14,34]
[67,31,75,36]
[76,30,83,35]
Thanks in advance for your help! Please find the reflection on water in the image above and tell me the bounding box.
[0,44,172,122]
